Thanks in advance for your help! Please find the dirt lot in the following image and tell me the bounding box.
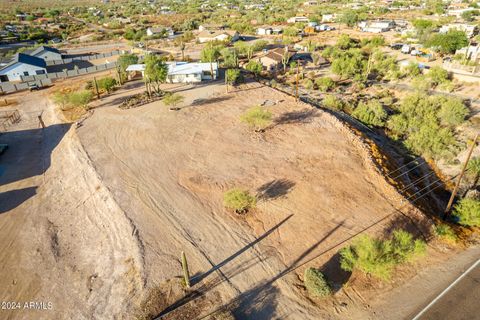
[75,79,432,318]
[0,76,474,319]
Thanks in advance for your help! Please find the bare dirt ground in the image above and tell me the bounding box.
[77,79,433,319]
[0,88,144,319]
[0,76,476,320]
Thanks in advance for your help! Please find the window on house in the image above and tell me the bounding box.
[36,70,46,75]
[23,71,29,76]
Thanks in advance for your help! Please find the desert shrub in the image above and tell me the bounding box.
[403,62,421,78]
[352,100,387,127]
[163,93,185,109]
[433,224,457,243]
[427,66,449,87]
[315,77,335,92]
[52,91,69,110]
[340,230,426,280]
[303,78,314,90]
[68,90,93,109]
[437,80,455,93]
[387,93,467,160]
[304,268,331,298]
[452,198,480,227]
[97,77,117,93]
[322,95,343,110]
[412,75,432,92]
[240,106,272,131]
[223,188,256,213]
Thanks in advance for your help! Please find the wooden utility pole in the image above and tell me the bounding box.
[181,251,191,288]
[295,62,299,102]
[444,133,479,219]
[93,76,100,99]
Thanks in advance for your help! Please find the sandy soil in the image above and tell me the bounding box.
[0,89,144,319]
[0,76,473,320]
[76,79,431,319]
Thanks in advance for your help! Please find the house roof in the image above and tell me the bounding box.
[260,47,296,63]
[126,62,218,75]
[0,53,46,71]
[198,29,237,39]
[168,62,217,75]
[28,46,62,56]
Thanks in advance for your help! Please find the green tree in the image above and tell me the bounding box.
[117,53,139,83]
[245,60,263,79]
[52,91,69,110]
[331,48,367,81]
[452,198,480,227]
[425,30,468,54]
[144,54,168,94]
[201,43,221,81]
[352,100,387,127]
[223,188,256,213]
[240,106,272,132]
[226,69,241,92]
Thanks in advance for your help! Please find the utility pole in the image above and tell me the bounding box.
[181,251,191,288]
[444,133,479,219]
[93,76,100,99]
[295,62,299,102]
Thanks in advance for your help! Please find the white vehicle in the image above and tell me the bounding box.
[401,44,411,54]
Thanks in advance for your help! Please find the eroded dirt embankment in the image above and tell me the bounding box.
[0,92,144,319]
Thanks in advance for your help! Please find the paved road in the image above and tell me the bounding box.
[413,260,480,320]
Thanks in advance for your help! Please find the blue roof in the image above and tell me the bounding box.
[0,53,47,71]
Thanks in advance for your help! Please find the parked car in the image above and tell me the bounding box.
[28,83,40,91]
[390,43,404,50]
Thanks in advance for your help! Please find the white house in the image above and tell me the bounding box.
[439,24,478,38]
[197,29,239,43]
[167,62,218,82]
[126,62,218,83]
[257,27,273,35]
[0,53,47,82]
[359,20,395,33]
[321,14,336,23]
[27,46,63,61]
[287,16,309,24]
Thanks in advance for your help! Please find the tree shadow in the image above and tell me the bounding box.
[189,96,232,107]
[0,186,37,214]
[0,123,71,186]
[274,109,319,126]
[256,179,295,200]
[319,252,351,294]
[154,215,293,319]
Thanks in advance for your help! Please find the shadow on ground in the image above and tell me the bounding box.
[257,179,295,200]
[0,186,37,214]
[0,123,71,188]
